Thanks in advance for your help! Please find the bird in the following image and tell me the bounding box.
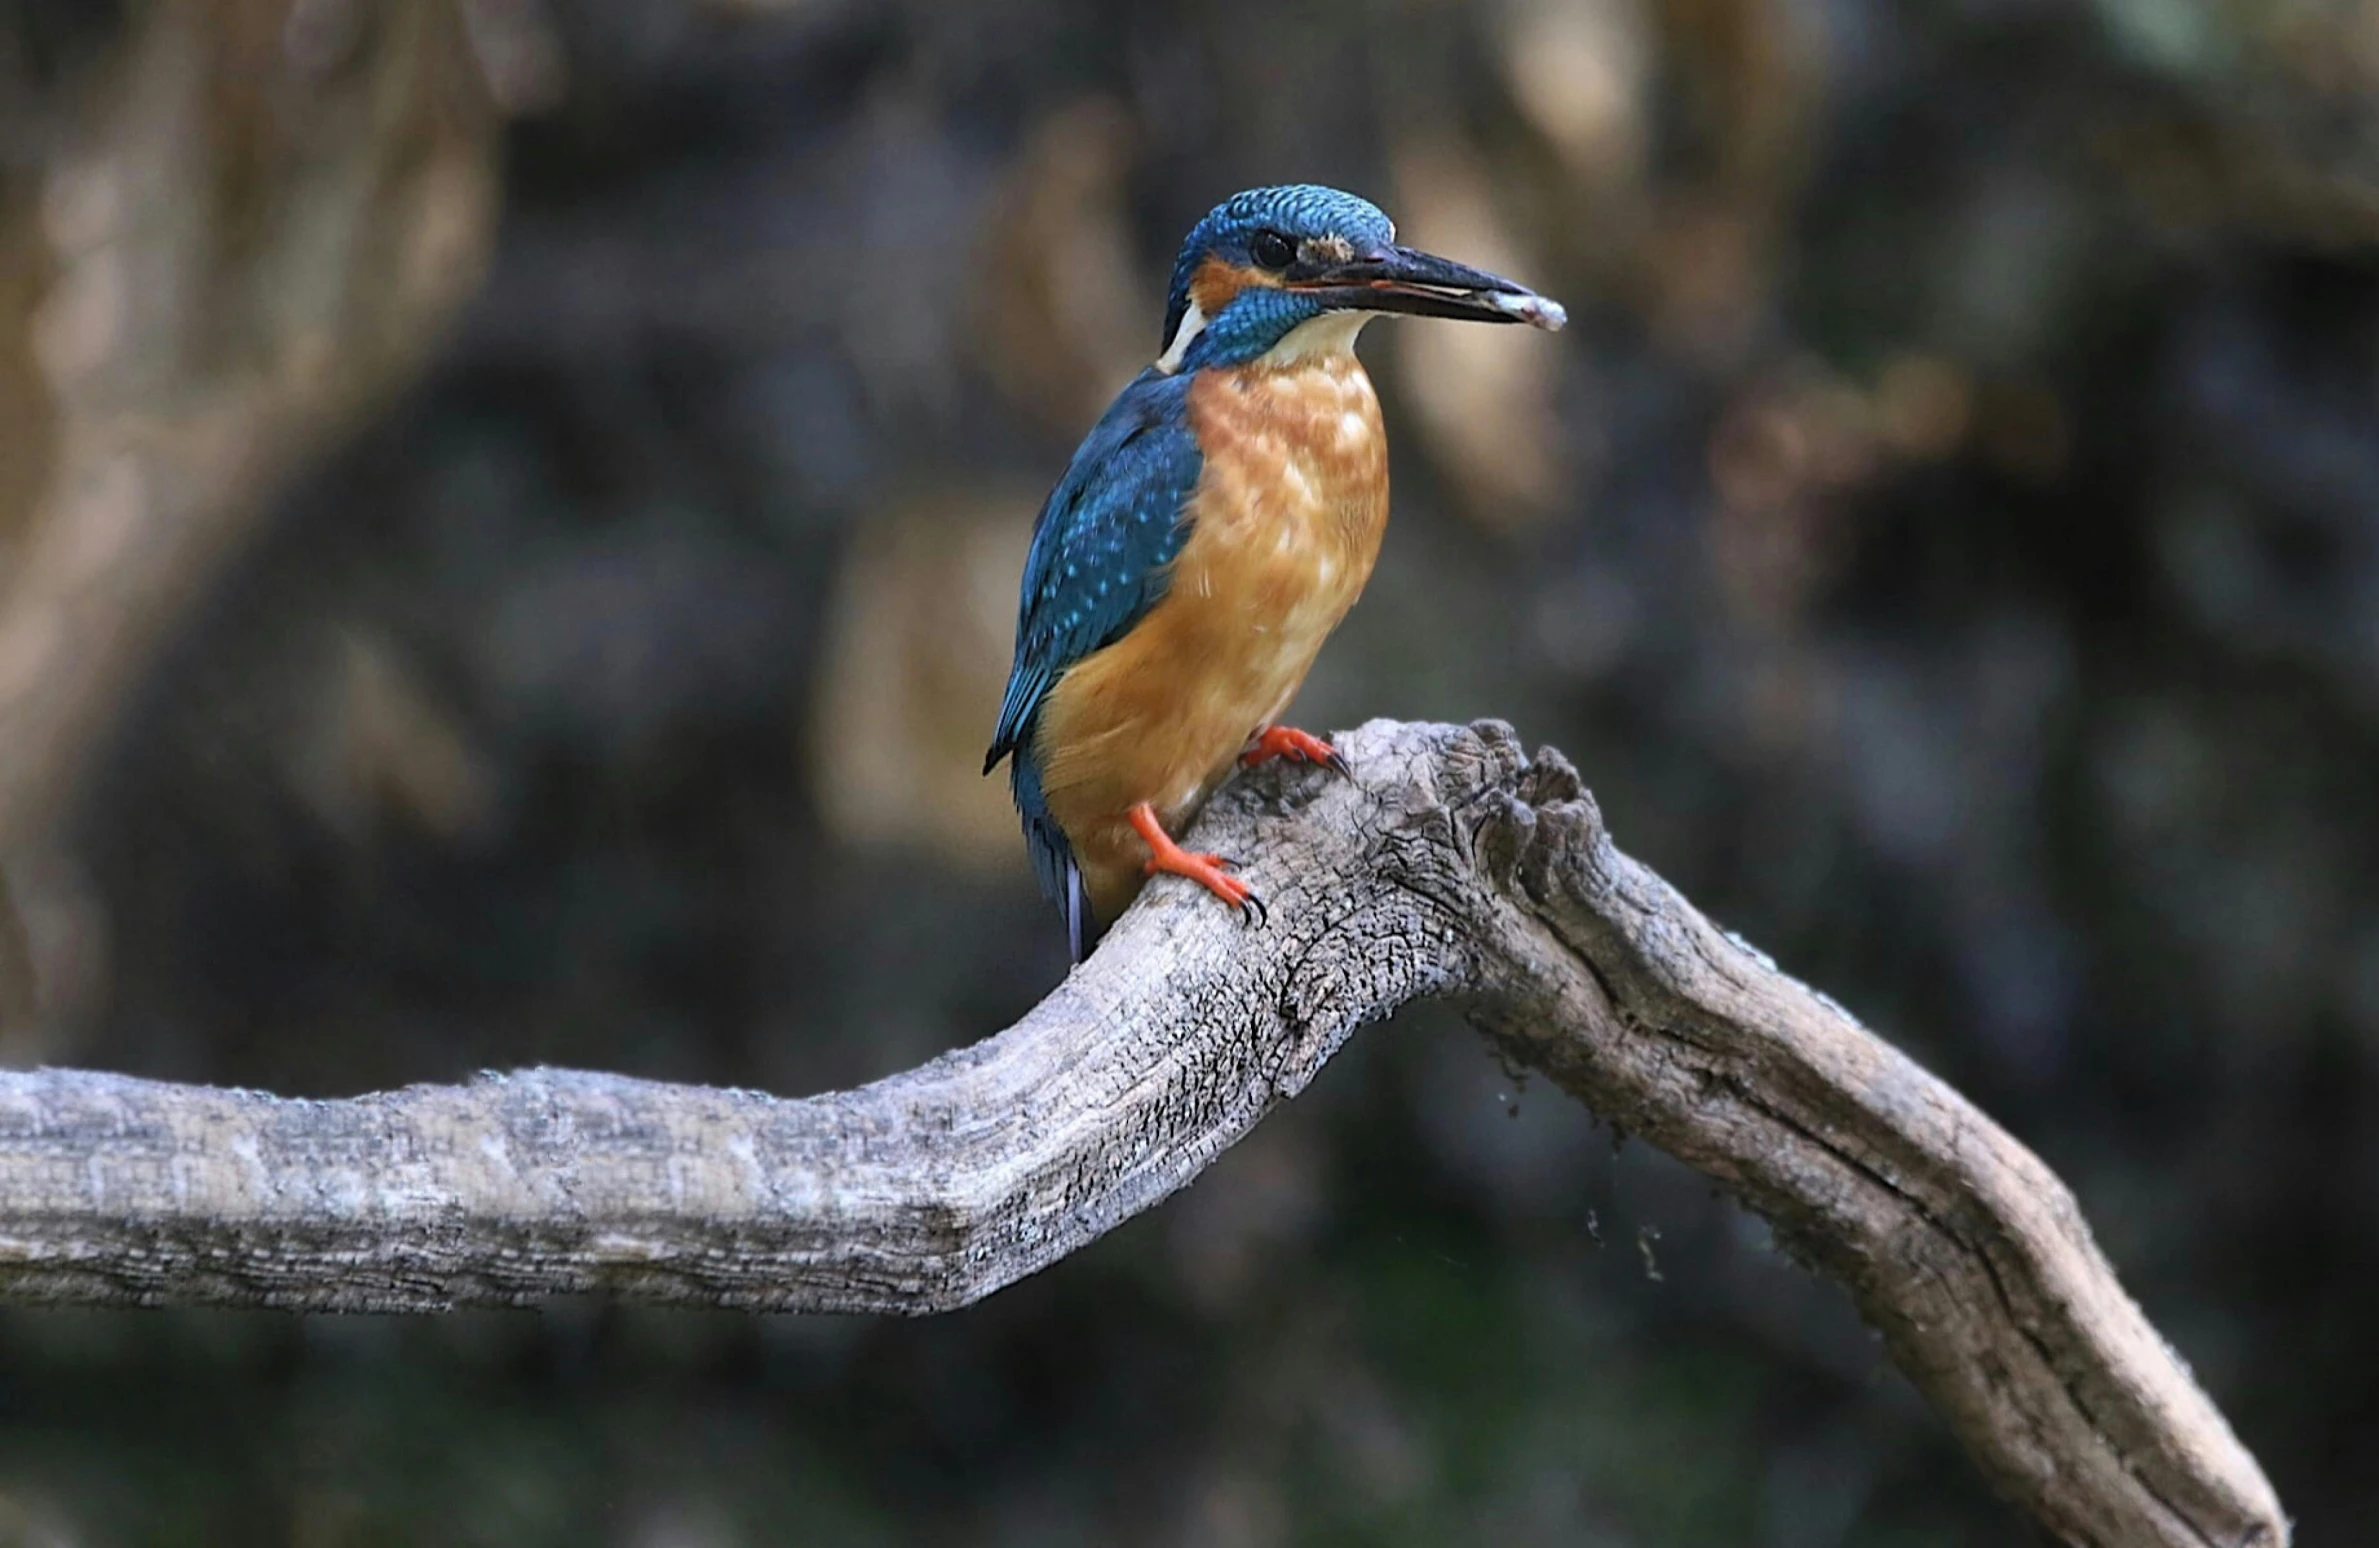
[984,184,1566,961]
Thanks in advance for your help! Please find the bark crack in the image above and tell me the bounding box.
[0,719,2286,1548]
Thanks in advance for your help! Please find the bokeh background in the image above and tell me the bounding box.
[2,0,2375,1542]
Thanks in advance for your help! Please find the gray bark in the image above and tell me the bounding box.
[0,719,2285,1548]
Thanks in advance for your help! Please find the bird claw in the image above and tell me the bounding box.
[1130,803,1266,929]
[1142,849,1262,925]
[1144,849,1236,878]
[1243,726,1350,778]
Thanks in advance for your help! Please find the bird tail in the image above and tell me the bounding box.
[1009,752,1094,962]
[1062,863,1091,965]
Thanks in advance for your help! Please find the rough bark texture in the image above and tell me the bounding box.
[0,719,2285,1548]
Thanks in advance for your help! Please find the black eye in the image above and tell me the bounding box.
[1249,229,1296,270]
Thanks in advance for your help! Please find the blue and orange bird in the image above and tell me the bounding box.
[985,185,1566,959]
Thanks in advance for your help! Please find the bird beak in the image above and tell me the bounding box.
[1287,245,1567,331]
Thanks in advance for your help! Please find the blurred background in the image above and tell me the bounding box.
[0,0,2374,1542]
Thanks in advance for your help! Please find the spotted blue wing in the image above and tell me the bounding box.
[987,369,1202,767]
[984,367,1203,958]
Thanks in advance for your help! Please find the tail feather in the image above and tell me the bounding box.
[1009,749,1095,961]
[1064,862,1092,964]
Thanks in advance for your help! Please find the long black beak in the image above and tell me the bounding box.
[1288,245,1566,330]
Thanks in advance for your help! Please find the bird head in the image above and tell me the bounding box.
[1154,184,1564,374]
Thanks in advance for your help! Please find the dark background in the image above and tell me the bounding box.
[2,0,2375,1542]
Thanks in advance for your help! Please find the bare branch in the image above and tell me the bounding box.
[0,719,2285,1548]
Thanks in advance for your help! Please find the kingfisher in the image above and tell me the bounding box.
[985,184,1566,960]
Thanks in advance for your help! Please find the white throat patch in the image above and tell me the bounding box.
[1154,302,1377,374]
[1258,310,1374,365]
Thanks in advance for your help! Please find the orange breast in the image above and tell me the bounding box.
[1033,354,1389,915]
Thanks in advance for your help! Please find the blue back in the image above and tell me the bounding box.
[984,367,1204,958]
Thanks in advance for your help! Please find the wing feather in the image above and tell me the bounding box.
[985,369,1203,772]
[984,368,1203,960]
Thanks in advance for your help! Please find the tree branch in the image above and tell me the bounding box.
[0,719,2284,1548]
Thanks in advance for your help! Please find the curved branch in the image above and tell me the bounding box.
[0,720,2283,1548]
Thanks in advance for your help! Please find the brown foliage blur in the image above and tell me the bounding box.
[3,0,2378,1541]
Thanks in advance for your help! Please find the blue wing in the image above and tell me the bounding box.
[984,367,1203,958]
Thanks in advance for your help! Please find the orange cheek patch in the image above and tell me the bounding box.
[1188,257,1278,315]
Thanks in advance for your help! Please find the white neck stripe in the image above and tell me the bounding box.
[1154,298,1207,374]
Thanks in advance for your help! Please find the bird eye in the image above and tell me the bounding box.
[1249,230,1297,270]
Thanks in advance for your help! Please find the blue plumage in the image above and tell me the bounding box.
[987,183,1563,959]
[984,367,1205,959]
[1158,186,1397,360]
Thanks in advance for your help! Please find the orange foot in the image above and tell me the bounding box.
[1128,802,1266,927]
[1241,725,1351,777]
